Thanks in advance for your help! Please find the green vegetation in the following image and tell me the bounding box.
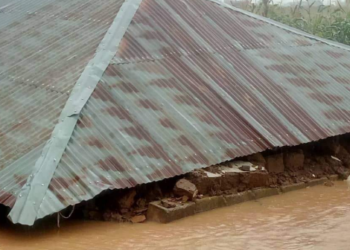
[237,0,350,45]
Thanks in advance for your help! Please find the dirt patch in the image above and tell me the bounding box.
[265,153,284,173]
[247,152,266,167]
[284,149,304,171]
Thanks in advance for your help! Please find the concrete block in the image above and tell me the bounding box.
[307,177,328,187]
[147,201,195,223]
[148,178,334,224]
[194,196,226,213]
[280,182,307,193]
[252,188,279,199]
[224,191,254,206]
[329,175,339,181]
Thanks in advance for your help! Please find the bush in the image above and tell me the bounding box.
[236,0,350,45]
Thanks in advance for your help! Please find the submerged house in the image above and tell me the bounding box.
[1,0,350,226]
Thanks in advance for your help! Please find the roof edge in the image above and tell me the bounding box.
[207,0,350,52]
[8,0,144,226]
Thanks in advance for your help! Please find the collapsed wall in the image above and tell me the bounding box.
[65,135,350,224]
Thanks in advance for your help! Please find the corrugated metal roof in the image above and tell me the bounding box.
[0,0,124,209]
[2,0,350,225]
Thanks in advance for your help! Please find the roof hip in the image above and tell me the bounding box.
[8,0,144,226]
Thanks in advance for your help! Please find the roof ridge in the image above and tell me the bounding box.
[206,0,350,52]
[8,0,144,226]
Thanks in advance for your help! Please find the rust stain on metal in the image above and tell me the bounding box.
[1,0,350,224]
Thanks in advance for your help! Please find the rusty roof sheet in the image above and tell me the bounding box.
[0,0,124,213]
[2,0,350,225]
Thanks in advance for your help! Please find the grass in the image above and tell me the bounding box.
[232,0,350,45]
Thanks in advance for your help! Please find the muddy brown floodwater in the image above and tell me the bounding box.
[1,182,350,250]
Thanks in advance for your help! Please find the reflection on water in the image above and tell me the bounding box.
[1,182,350,250]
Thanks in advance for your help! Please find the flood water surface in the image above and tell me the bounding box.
[1,182,350,250]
